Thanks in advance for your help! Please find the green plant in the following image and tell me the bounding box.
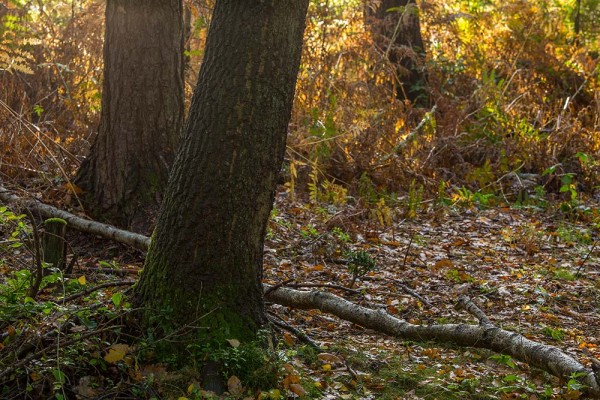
[436,180,452,206]
[331,227,350,243]
[555,224,592,245]
[445,268,474,283]
[206,332,281,391]
[405,179,423,219]
[552,268,577,281]
[345,250,376,288]
[566,371,588,392]
[370,198,393,226]
[0,206,29,250]
[467,159,496,189]
[527,185,548,209]
[308,91,338,162]
[307,164,348,206]
[542,326,565,341]
[489,354,516,369]
[357,173,379,204]
[300,224,319,238]
[452,187,497,208]
[559,173,578,208]
[0,15,37,75]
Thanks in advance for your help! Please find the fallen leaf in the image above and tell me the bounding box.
[6,325,16,337]
[289,383,307,397]
[104,344,130,363]
[317,353,342,364]
[73,376,100,398]
[227,375,243,396]
[283,332,294,346]
[227,338,241,348]
[434,259,454,270]
[64,182,84,195]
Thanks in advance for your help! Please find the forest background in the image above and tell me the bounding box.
[0,0,600,399]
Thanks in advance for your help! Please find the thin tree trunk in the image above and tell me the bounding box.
[76,0,184,233]
[365,0,428,105]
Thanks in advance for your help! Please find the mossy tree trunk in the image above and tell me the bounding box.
[134,0,309,352]
[76,0,184,233]
[365,0,429,105]
[42,218,67,271]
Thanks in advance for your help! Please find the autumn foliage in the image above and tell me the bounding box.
[1,0,598,207]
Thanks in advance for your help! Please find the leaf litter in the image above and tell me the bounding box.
[263,190,600,399]
[0,189,599,398]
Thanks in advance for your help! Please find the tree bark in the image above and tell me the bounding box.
[365,0,429,105]
[42,218,67,271]
[75,0,184,233]
[133,0,310,349]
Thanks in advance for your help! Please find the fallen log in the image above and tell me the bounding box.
[1,184,598,396]
[266,286,600,395]
[0,185,150,251]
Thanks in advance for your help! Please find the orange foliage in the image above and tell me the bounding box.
[1,0,598,201]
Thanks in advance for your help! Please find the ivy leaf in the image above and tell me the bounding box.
[111,293,123,307]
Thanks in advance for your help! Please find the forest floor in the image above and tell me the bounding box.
[261,190,600,399]
[1,188,599,399]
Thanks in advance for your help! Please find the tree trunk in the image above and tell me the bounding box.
[134,0,309,351]
[76,0,184,233]
[365,0,429,105]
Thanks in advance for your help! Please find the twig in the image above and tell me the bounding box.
[264,278,295,296]
[575,238,598,277]
[401,232,415,268]
[267,314,321,350]
[0,326,123,382]
[57,281,135,304]
[24,208,43,299]
[77,266,133,276]
[64,252,77,275]
[393,279,432,306]
[362,275,432,306]
[379,105,437,162]
[286,283,363,295]
[455,296,492,327]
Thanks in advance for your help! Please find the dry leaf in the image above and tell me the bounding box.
[317,353,342,364]
[104,344,130,363]
[434,259,454,270]
[6,325,16,337]
[227,375,243,396]
[283,332,295,346]
[64,182,84,195]
[289,383,307,397]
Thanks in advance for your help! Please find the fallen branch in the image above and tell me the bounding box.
[265,286,600,396]
[2,185,598,396]
[268,313,321,350]
[57,280,135,304]
[0,185,150,251]
[286,282,364,295]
